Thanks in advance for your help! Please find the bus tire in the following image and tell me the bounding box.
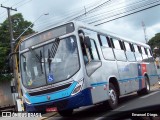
[58,109,73,117]
[137,76,150,95]
[107,83,118,109]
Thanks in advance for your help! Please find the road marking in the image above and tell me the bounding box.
[115,105,125,110]
[140,91,159,99]
[94,117,104,120]
[94,105,125,120]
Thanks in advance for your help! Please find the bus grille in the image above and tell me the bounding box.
[28,83,71,96]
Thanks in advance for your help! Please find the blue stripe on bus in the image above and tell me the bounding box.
[25,81,78,104]
[90,74,158,87]
[91,82,107,87]
[149,74,159,77]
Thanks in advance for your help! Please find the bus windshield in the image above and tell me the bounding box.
[20,36,79,89]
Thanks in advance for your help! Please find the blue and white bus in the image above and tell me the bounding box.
[19,21,158,116]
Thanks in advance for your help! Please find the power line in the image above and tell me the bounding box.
[79,0,150,22]
[78,0,126,21]
[69,0,114,21]
[34,0,106,27]
[12,0,28,7]
[1,0,10,4]
[16,0,32,8]
[34,0,114,31]
[88,0,158,24]
[94,1,160,26]
[0,0,32,21]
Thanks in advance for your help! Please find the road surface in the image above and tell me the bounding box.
[48,89,160,120]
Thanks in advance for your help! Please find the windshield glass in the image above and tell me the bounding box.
[20,36,79,89]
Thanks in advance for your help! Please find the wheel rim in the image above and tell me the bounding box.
[109,89,116,104]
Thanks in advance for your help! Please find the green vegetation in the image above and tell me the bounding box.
[148,33,160,50]
[0,13,35,81]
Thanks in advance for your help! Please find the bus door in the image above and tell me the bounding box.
[79,29,108,104]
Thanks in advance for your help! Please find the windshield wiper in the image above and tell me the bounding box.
[48,38,60,72]
[39,51,43,74]
[50,38,60,58]
[29,47,43,74]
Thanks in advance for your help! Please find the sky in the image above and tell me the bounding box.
[0,0,160,43]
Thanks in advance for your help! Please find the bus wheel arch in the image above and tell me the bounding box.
[143,74,150,93]
[137,74,150,95]
[106,77,120,109]
[109,77,120,97]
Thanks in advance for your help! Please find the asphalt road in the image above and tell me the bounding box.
[48,89,160,120]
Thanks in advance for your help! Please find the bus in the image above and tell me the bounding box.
[19,21,158,116]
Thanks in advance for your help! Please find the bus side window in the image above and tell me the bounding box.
[144,47,148,55]
[134,44,142,62]
[98,35,114,60]
[147,48,154,62]
[141,47,148,62]
[112,38,126,61]
[124,42,136,61]
[88,39,100,61]
[85,37,101,76]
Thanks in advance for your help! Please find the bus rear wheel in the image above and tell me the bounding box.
[58,109,73,117]
[137,76,150,95]
[107,83,118,109]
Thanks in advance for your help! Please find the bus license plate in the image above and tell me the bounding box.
[46,107,57,112]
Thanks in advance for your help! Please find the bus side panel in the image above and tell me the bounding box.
[117,61,137,94]
[129,63,139,91]
[146,62,158,85]
[89,61,118,104]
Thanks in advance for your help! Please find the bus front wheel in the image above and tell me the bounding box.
[107,83,118,109]
[58,109,73,117]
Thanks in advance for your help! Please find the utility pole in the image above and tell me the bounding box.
[142,21,148,43]
[1,4,17,106]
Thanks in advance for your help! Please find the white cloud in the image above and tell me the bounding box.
[0,0,160,42]
[99,19,146,43]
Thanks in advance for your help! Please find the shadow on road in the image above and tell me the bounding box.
[53,92,143,120]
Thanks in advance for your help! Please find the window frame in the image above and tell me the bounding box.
[111,37,127,61]
[88,38,101,61]
[98,34,115,61]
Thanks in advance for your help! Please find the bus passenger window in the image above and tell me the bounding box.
[124,42,136,61]
[99,35,109,47]
[89,39,100,61]
[141,47,148,62]
[133,45,142,62]
[98,35,114,60]
[147,48,154,62]
[112,38,126,61]
[113,39,121,50]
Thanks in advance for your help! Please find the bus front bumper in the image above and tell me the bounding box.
[24,88,92,112]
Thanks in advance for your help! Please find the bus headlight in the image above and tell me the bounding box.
[23,96,31,105]
[71,79,84,96]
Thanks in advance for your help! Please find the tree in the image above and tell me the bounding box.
[0,13,35,81]
[148,33,160,50]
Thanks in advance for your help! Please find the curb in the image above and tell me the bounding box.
[40,112,58,120]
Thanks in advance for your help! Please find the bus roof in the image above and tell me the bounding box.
[73,21,150,48]
[22,21,150,49]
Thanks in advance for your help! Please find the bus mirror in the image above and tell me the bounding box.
[23,62,26,71]
[84,36,91,48]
